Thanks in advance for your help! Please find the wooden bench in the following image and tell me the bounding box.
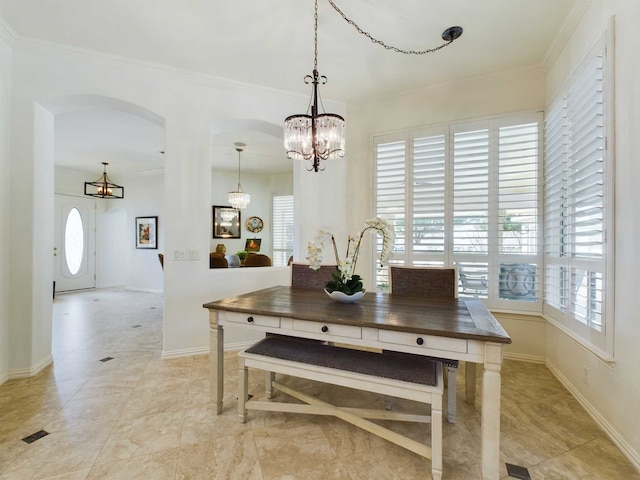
[238,336,444,480]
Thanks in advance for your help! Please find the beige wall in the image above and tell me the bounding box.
[544,0,640,468]
[0,28,12,382]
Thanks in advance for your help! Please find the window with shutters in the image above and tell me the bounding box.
[272,195,294,267]
[543,31,613,357]
[374,113,543,312]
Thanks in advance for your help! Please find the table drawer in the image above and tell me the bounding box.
[378,329,467,354]
[219,311,280,329]
[293,320,361,339]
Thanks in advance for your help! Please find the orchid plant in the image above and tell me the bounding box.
[306,217,395,295]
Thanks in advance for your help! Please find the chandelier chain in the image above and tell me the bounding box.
[327,0,454,55]
[314,0,319,70]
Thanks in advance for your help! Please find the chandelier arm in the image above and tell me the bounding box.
[326,0,461,55]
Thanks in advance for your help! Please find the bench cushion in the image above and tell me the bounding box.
[245,336,439,387]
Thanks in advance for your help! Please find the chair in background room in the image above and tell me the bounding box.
[209,253,229,268]
[243,254,272,267]
[389,265,460,423]
[158,253,164,270]
[291,263,337,289]
[225,254,241,268]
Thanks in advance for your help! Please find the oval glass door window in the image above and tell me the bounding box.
[64,208,84,275]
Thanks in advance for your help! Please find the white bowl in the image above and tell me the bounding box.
[324,289,366,303]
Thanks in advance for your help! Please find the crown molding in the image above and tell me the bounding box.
[0,16,17,46]
[12,36,327,107]
[542,0,592,72]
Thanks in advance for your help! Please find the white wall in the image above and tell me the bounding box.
[4,40,347,376]
[544,0,640,468]
[124,173,164,293]
[0,27,13,383]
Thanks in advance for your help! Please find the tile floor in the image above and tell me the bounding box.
[0,288,638,479]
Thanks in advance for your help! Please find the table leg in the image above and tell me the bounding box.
[481,343,503,480]
[209,313,224,414]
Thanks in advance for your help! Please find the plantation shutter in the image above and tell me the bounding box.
[272,195,294,267]
[543,30,610,355]
[375,136,406,290]
[411,133,446,256]
[452,128,489,254]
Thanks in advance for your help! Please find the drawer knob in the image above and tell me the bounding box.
[247,316,254,323]
[321,326,329,333]
[416,337,424,346]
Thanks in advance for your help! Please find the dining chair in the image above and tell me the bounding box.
[291,263,337,289]
[243,253,272,267]
[389,265,460,423]
[225,254,241,268]
[209,253,229,268]
[158,253,164,270]
[263,263,339,396]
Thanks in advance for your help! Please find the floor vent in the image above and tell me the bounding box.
[99,356,114,362]
[132,325,142,328]
[506,463,531,480]
[22,430,49,444]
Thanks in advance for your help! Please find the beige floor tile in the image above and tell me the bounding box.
[0,422,113,480]
[87,449,180,480]
[175,431,262,480]
[252,420,338,479]
[94,410,185,465]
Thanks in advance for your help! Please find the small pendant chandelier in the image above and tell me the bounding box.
[228,142,251,209]
[284,0,345,173]
[84,162,124,199]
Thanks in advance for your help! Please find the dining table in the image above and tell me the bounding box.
[203,285,511,480]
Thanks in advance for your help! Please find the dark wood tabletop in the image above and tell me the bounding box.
[203,286,511,344]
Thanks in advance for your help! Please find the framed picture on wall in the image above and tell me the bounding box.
[245,238,261,252]
[135,216,158,249]
[212,206,241,239]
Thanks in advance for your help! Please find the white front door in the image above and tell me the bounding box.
[54,194,96,292]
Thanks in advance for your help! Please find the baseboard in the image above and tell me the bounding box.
[503,352,545,364]
[546,360,640,472]
[126,287,163,294]
[161,346,209,359]
[8,354,53,380]
[0,371,8,386]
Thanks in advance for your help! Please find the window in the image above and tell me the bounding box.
[543,31,613,356]
[64,207,84,275]
[374,113,542,311]
[272,195,294,267]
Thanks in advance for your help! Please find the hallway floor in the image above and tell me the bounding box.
[0,289,638,479]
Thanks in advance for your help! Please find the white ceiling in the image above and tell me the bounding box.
[2,0,579,176]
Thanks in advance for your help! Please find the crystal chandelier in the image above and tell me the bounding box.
[84,162,124,199]
[228,142,251,209]
[284,0,345,173]
[284,0,463,173]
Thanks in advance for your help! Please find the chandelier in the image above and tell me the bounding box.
[283,0,345,173]
[228,142,251,209]
[284,0,463,173]
[84,162,124,199]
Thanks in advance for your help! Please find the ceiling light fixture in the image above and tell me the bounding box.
[84,162,124,199]
[228,142,251,209]
[284,0,463,173]
[283,0,345,173]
